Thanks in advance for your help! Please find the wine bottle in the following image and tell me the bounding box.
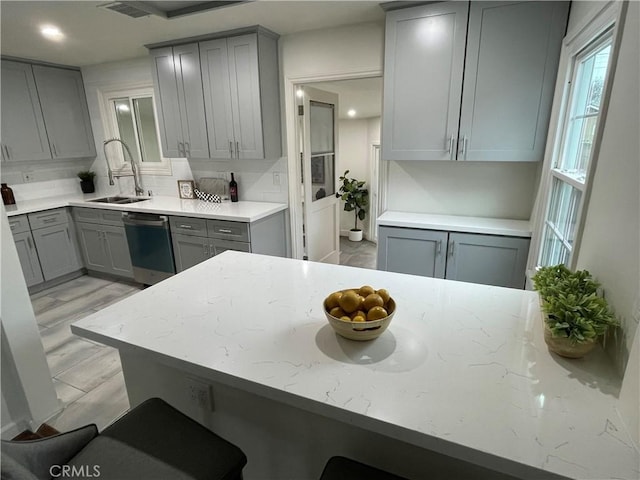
[229,173,238,202]
[1,183,15,205]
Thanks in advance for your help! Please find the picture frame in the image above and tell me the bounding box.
[178,180,195,199]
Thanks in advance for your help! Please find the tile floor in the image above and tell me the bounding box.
[31,239,376,433]
[339,236,377,269]
[31,275,142,432]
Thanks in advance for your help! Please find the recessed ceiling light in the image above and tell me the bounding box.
[40,25,64,41]
[347,109,357,117]
[296,89,304,98]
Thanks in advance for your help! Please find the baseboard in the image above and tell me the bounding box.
[1,419,25,440]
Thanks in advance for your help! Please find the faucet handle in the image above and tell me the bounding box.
[147,190,153,197]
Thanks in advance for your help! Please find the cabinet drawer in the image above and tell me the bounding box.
[8,214,30,234]
[73,207,124,226]
[170,216,208,236]
[209,238,251,256]
[28,208,68,229]
[207,219,250,242]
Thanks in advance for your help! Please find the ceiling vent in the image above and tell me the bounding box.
[100,1,249,20]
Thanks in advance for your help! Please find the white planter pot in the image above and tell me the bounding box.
[348,229,363,242]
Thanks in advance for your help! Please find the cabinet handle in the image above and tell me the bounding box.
[447,135,455,161]
[184,142,190,157]
[5,145,11,160]
[42,217,57,224]
[178,141,184,157]
[52,143,57,157]
[66,228,71,241]
[27,236,33,250]
[437,240,442,255]
[179,224,193,229]
[218,228,233,234]
[229,141,233,158]
[449,240,455,257]
[459,135,468,160]
[10,223,16,230]
[235,141,240,159]
[203,243,209,257]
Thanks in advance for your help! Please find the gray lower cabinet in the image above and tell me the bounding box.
[27,208,82,282]
[170,211,285,273]
[75,222,133,278]
[172,233,210,272]
[377,226,530,289]
[12,231,44,287]
[73,207,133,279]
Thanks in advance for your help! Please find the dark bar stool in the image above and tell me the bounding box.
[2,397,247,480]
[320,456,408,480]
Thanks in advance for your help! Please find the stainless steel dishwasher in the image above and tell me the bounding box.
[122,212,176,285]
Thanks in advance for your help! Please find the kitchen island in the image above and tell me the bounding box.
[71,252,638,480]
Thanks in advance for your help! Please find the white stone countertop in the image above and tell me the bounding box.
[378,211,532,237]
[71,252,638,480]
[5,194,287,223]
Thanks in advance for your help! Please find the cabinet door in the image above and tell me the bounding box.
[172,233,210,272]
[382,2,468,161]
[0,60,51,162]
[76,222,109,273]
[32,66,96,159]
[150,47,184,158]
[31,224,82,281]
[209,238,251,257]
[445,233,530,288]
[227,34,264,160]
[102,225,133,279]
[200,38,235,159]
[377,226,447,278]
[173,43,210,159]
[13,231,44,287]
[458,1,569,162]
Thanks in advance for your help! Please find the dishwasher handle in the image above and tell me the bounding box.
[122,213,169,227]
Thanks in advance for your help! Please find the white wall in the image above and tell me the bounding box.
[1,207,60,438]
[337,117,381,237]
[575,1,639,376]
[80,57,288,203]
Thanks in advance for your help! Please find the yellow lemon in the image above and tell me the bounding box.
[329,307,346,318]
[325,291,343,310]
[367,306,388,321]
[376,289,391,305]
[352,315,366,323]
[363,293,384,311]
[338,290,361,313]
[358,285,375,297]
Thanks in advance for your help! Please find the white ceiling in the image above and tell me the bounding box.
[0,0,385,67]
[312,77,382,119]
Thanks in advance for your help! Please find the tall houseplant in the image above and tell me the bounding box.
[532,264,618,358]
[336,170,369,242]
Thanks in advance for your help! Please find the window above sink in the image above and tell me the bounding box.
[97,85,172,176]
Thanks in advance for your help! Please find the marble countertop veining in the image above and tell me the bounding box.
[5,193,287,223]
[71,252,638,480]
[377,211,532,237]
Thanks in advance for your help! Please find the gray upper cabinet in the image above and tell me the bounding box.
[382,1,568,162]
[200,31,281,160]
[32,65,96,159]
[382,2,468,161]
[445,232,530,288]
[0,60,51,162]
[458,1,569,162]
[150,43,210,159]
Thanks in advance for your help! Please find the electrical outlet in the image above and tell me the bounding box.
[273,172,280,186]
[186,377,212,410]
[22,172,33,183]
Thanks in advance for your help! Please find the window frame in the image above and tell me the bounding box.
[97,84,172,176]
[528,1,626,273]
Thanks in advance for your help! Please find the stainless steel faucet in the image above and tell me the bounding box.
[103,138,144,196]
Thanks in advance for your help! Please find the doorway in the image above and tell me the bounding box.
[289,76,383,262]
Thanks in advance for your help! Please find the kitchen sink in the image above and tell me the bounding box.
[88,196,150,205]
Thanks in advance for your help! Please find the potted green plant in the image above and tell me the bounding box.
[77,170,96,194]
[532,264,618,358]
[336,170,369,242]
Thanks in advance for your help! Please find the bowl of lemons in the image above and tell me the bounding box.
[324,286,396,341]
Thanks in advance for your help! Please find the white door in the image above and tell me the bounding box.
[299,86,340,263]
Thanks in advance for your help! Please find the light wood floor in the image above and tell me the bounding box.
[31,275,142,432]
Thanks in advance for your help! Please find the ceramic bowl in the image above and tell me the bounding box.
[324,290,396,341]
